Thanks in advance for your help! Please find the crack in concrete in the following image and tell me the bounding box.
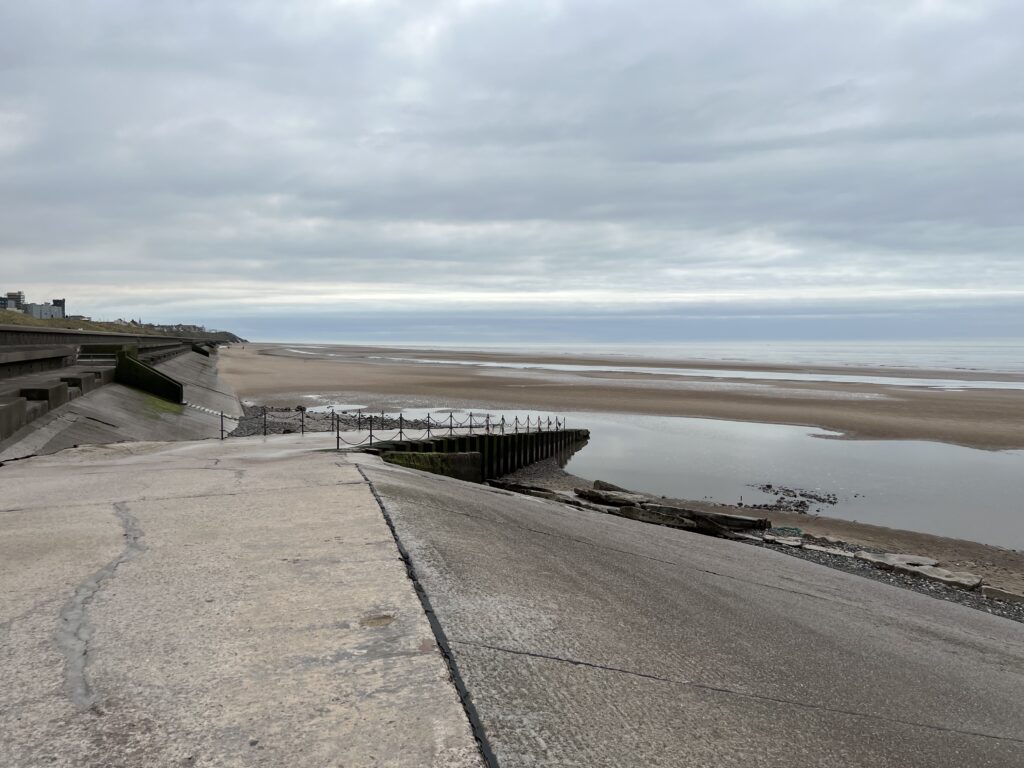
[451,639,1024,746]
[55,501,147,712]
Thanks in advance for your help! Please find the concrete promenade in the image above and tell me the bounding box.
[3,435,1024,766]
[0,436,481,767]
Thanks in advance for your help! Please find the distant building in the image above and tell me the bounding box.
[52,298,66,317]
[25,302,65,320]
[4,291,25,310]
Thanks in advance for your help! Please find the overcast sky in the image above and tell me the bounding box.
[1,0,1021,342]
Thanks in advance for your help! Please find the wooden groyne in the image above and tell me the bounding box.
[369,429,590,483]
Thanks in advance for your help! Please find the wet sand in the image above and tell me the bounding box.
[220,343,1024,450]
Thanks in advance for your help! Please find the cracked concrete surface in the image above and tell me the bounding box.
[0,435,483,768]
[360,458,1024,767]
[5,433,1024,767]
[55,501,147,711]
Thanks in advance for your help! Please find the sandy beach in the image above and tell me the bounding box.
[220,343,1024,450]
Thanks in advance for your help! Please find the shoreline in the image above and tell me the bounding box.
[218,342,1024,596]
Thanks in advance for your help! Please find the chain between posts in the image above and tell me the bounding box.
[226,408,571,446]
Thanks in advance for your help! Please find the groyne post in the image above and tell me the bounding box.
[220,411,225,440]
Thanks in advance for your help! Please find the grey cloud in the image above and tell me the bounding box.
[0,0,1021,334]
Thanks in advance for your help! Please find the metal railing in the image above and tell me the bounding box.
[220,407,568,449]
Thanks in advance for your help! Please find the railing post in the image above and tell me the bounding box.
[399,414,404,441]
[357,412,362,431]
[501,416,505,435]
[469,412,474,435]
[486,414,490,434]
[514,416,519,434]
[449,412,454,437]
[368,415,374,445]
[426,414,432,439]
[336,418,340,450]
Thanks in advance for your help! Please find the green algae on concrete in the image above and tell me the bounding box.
[143,393,184,416]
[382,451,483,483]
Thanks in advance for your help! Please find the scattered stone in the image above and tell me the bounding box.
[748,483,840,513]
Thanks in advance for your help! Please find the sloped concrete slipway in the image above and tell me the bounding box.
[360,458,1024,768]
[2,435,1023,767]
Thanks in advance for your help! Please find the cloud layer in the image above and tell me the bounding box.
[1,0,1022,338]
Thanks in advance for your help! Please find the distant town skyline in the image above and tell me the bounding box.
[2,1,1022,342]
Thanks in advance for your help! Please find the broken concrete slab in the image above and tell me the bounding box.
[853,552,983,590]
[610,505,699,532]
[593,479,631,492]
[643,503,770,531]
[892,564,984,590]
[574,487,651,507]
[854,552,939,569]
[981,585,1024,603]
[803,543,856,558]
[763,534,803,547]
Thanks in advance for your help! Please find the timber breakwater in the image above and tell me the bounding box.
[371,427,590,483]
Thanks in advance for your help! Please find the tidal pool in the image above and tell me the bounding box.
[558,412,1024,549]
